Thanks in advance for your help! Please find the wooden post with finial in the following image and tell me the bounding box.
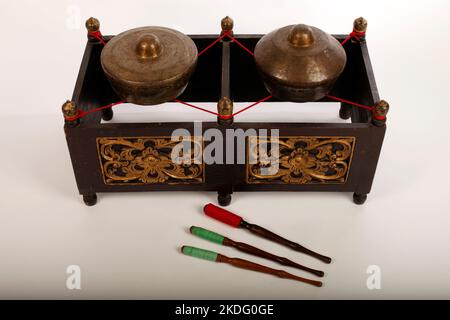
[339,17,369,120]
[62,100,80,127]
[217,97,233,125]
[220,16,234,39]
[372,100,389,127]
[352,17,367,43]
[85,17,103,43]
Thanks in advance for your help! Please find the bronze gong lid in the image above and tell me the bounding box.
[254,24,346,101]
[101,26,197,105]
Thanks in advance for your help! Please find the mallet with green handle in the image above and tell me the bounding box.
[181,246,322,287]
[190,226,324,277]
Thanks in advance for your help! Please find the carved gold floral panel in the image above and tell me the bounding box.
[246,136,355,184]
[97,137,204,185]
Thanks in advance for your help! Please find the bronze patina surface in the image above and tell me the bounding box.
[101,26,197,105]
[254,24,346,101]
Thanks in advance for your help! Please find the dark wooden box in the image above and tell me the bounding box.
[64,34,385,206]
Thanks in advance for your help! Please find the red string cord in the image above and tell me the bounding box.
[173,100,221,117]
[225,34,255,56]
[68,30,379,121]
[65,95,379,121]
[64,100,125,121]
[174,95,272,119]
[373,115,386,120]
[197,32,230,56]
[197,31,255,56]
[64,96,272,121]
[88,30,106,45]
[227,95,272,118]
[326,94,373,111]
[326,94,385,120]
[341,30,365,45]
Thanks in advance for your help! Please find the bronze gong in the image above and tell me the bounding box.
[101,26,197,105]
[254,24,346,102]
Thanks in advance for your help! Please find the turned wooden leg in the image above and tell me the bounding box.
[218,192,232,207]
[101,108,114,121]
[339,103,352,120]
[353,193,367,205]
[83,194,97,206]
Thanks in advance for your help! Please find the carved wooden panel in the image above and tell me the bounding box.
[97,137,204,185]
[246,136,355,184]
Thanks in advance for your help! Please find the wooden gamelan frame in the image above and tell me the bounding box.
[63,21,387,206]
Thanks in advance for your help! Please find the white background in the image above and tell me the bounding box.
[1,0,450,299]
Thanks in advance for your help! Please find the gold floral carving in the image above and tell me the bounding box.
[97,137,204,185]
[246,136,355,184]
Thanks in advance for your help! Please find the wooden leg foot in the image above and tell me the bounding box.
[339,103,352,120]
[218,192,232,207]
[83,194,97,206]
[353,193,367,205]
[102,108,113,121]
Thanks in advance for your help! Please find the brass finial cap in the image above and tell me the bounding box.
[62,100,78,118]
[135,34,162,59]
[85,17,100,32]
[288,24,315,47]
[221,16,234,32]
[353,17,367,33]
[374,100,389,117]
[218,96,233,118]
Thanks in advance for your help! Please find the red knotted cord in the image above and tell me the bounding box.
[197,31,255,57]
[373,114,386,120]
[341,30,365,45]
[88,30,106,45]
[64,100,126,121]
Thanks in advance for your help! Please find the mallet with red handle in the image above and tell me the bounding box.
[203,203,332,264]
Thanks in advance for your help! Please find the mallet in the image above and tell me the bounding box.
[203,203,332,264]
[190,226,324,277]
[181,246,322,287]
